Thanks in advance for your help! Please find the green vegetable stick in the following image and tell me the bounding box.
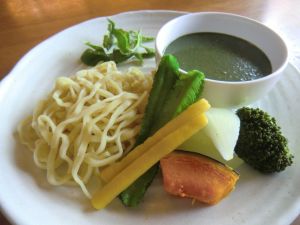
[134,54,179,145]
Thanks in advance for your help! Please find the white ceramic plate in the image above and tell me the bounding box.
[0,10,299,225]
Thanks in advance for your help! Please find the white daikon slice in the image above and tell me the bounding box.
[179,108,242,168]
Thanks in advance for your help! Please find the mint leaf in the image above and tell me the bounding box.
[80,19,156,66]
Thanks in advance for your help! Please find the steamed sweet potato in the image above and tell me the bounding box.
[160,152,239,204]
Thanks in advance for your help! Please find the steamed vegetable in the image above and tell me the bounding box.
[180,108,243,168]
[234,107,293,173]
[119,54,205,207]
[160,151,239,204]
[134,55,205,145]
[92,99,210,209]
[204,108,240,160]
[81,19,155,66]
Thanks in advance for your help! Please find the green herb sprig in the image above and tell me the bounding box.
[80,19,155,66]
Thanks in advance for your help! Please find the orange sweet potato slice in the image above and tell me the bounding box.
[160,151,239,205]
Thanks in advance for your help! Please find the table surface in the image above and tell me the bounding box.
[0,0,299,224]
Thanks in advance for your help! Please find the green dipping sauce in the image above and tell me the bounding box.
[164,33,272,81]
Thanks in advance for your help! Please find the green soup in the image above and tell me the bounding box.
[164,33,272,81]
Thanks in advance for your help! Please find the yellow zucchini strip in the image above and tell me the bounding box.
[92,114,207,209]
[91,99,210,209]
[100,98,210,182]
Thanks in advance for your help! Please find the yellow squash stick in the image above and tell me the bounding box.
[91,99,210,209]
[100,98,210,182]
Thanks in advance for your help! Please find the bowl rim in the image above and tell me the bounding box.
[155,11,289,85]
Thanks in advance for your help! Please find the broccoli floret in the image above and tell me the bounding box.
[234,107,293,173]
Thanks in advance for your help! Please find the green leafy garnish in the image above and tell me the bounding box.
[80,19,155,66]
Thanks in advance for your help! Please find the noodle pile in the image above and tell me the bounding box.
[18,61,153,198]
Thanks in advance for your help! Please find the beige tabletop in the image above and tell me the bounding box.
[0,0,299,224]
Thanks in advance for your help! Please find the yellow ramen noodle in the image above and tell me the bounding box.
[18,61,153,198]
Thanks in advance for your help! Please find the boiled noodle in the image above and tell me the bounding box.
[18,61,153,198]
